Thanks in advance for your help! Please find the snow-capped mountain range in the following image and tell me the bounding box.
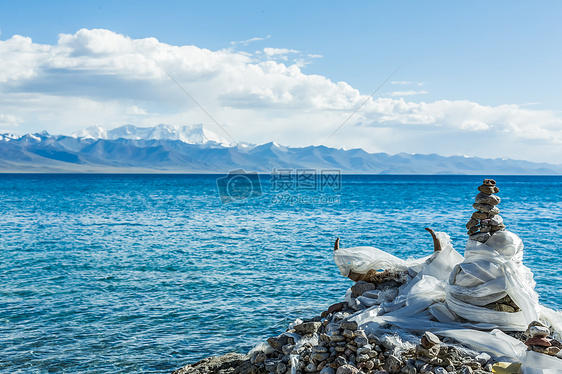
[72,124,231,146]
[1,124,561,174]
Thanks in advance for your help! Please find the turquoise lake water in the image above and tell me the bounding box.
[1,174,561,373]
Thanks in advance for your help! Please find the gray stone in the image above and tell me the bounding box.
[478,184,500,195]
[482,179,496,186]
[340,320,359,331]
[466,219,479,229]
[330,335,346,342]
[343,329,355,339]
[295,322,322,335]
[421,331,441,347]
[467,226,480,235]
[335,356,348,366]
[471,211,489,220]
[472,203,499,215]
[276,362,288,374]
[354,337,369,347]
[310,352,330,363]
[433,367,447,374]
[305,363,317,372]
[354,330,367,339]
[351,281,377,297]
[489,215,503,226]
[401,363,416,374]
[254,352,266,363]
[346,344,357,352]
[475,192,501,206]
[356,345,371,355]
[528,325,550,338]
[320,367,336,374]
[356,354,369,363]
[480,225,492,233]
[268,336,290,350]
[313,345,329,353]
[460,366,473,374]
[469,232,491,243]
[336,364,359,374]
[474,352,491,366]
[282,344,295,355]
[265,359,281,372]
[385,355,402,373]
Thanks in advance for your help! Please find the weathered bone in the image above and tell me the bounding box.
[425,228,442,252]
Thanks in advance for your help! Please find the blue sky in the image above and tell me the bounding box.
[1,0,561,163]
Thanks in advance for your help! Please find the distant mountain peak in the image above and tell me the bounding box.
[72,124,230,146]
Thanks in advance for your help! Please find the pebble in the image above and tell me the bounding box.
[335,356,347,366]
[354,337,369,347]
[313,345,328,353]
[294,322,322,335]
[354,330,367,339]
[480,225,492,233]
[460,366,473,374]
[330,335,346,342]
[340,320,359,331]
[475,352,491,366]
[471,211,489,220]
[305,363,317,372]
[478,184,500,194]
[482,179,496,186]
[356,354,369,363]
[421,331,441,348]
[276,362,288,374]
[385,355,402,373]
[475,192,501,205]
[528,325,550,338]
[525,337,552,347]
[434,367,447,374]
[320,367,335,374]
[467,226,480,235]
[356,345,371,355]
[472,203,500,215]
[469,232,491,243]
[336,364,358,374]
[342,329,355,339]
[489,215,503,226]
[282,344,295,355]
[466,219,479,229]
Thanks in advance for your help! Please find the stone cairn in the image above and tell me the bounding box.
[465,179,506,243]
[524,321,562,357]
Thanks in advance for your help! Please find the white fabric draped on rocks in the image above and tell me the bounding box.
[333,231,562,373]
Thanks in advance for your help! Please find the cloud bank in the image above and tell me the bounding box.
[0,28,561,163]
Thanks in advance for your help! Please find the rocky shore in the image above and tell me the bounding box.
[174,179,562,374]
[172,299,522,374]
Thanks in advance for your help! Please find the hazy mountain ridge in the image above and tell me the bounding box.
[1,127,561,174]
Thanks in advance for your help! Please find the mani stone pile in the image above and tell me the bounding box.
[174,303,497,374]
[465,179,506,243]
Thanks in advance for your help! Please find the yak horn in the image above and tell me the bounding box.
[425,228,442,252]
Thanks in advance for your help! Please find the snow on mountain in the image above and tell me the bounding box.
[0,133,23,141]
[72,124,230,146]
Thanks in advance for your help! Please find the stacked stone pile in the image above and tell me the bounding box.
[174,302,497,374]
[524,321,562,357]
[465,179,506,243]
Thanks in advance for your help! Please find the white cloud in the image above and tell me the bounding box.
[0,28,562,163]
[389,90,429,97]
[0,113,21,127]
[230,35,271,46]
[126,105,148,115]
